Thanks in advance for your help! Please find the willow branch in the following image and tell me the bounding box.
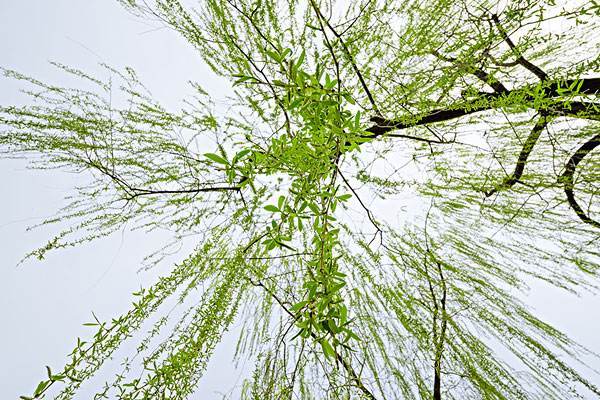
[560,133,600,228]
[362,77,600,141]
[247,278,379,400]
[485,114,549,197]
[431,49,508,94]
[491,14,548,81]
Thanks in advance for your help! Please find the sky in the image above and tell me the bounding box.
[0,1,598,399]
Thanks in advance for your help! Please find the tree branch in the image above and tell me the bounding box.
[485,114,549,197]
[362,77,600,141]
[560,133,600,228]
[247,278,378,400]
[431,49,508,94]
[311,0,381,115]
[491,14,548,81]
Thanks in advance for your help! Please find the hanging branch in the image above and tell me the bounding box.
[247,277,379,400]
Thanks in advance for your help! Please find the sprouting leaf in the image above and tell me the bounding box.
[281,48,292,59]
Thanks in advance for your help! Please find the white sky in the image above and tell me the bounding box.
[0,1,598,399]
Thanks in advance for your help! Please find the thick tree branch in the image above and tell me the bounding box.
[363,77,600,141]
[560,133,600,229]
[485,115,549,197]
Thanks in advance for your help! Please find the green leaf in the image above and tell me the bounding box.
[265,50,281,62]
[291,300,309,312]
[295,49,305,69]
[343,93,356,104]
[34,380,50,396]
[235,149,251,160]
[320,338,335,359]
[264,205,279,212]
[232,75,255,86]
[343,328,361,342]
[327,319,338,334]
[289,98,303,109]
[204,153,229,165]
[308,203,320,215]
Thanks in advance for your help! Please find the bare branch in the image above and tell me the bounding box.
[485,114,549,197]
[560,133,600,228]
[491,14,548,81]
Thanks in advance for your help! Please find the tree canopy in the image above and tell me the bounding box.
[2,0,600,399]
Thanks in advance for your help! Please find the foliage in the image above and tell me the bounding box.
[2,0,600,399]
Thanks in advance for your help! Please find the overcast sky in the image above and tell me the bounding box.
[0,1,598,399]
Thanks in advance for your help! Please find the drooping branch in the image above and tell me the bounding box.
[433,258,448,400]
[560,133,600,229]
[423,213,448,400]
[485,114,549,197]
[247,277,379,400]
[337,166,383,244]
[310,0,381,115]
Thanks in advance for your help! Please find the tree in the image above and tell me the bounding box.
[2,0,600,398]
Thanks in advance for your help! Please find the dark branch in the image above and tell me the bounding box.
[560,133,600,229]
[431,49,508,94]
[126,185,241,200]
[491,14,548,81]
[362,77,600,141]
[485,115,549,197]
[313,2,381,115]
[366,102,495,138]
[87,160,240,201]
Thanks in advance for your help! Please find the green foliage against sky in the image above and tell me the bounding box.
[1,0,600,399]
